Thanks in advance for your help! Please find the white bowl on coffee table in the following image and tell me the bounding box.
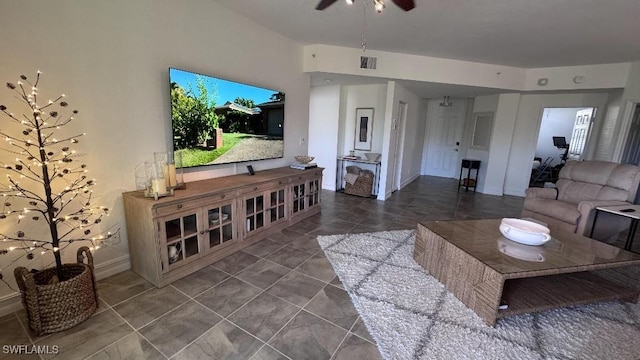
[499,218,551,246]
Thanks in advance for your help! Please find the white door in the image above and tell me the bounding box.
[423,99,466,178]
[390,102,407,192]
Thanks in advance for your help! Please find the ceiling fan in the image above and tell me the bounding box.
[316,0,415,12]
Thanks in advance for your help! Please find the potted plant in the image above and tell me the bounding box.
[0,71,114,335]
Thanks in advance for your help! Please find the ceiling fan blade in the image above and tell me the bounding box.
[316,0,339,10]
[392,0,415,11]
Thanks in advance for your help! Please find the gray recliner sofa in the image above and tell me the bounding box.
[521,160,640,242]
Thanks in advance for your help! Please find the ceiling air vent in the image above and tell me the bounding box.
[360,56,377,70]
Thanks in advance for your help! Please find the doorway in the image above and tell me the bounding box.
[531,107,595,186]
[422,98,467,178]
[390,102,407,192]
[621,105,640,165]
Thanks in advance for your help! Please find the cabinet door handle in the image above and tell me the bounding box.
[177,204,183,209]
[200,230,205,235]
[220,194,225,199]
[253,186,258,191]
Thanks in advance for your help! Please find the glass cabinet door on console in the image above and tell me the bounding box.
[159,211,202,273]
[269,188,287,226]
[292,178,321,217]
[307,178,320,209]
[203,202,236,253]
[245,193,266,236]
[292,182,306,215]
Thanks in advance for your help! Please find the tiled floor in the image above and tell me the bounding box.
[0,176,529,360]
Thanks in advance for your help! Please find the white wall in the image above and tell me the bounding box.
[467,95,499,193]
[612,62,640,161]
[535,108,582,166]
[483,94,521,196]
[504,93,609,196]
[0,0,309,308]
[342,84,388,157]
[309,85,341,190]
[594,90,624,161]
[392,84,425,189]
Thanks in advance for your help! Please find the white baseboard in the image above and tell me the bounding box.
[0,255,131,317]
[503,187,526,197]
[94,254,131,280]
[400,173,420,190]
[0,293,21,318]
[480,187,504,196]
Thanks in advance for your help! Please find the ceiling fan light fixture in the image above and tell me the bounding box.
[374,0,385,13]
[439,96,453,107]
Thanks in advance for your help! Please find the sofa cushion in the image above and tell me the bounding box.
[557,161,640,203]
[523,198,580,225]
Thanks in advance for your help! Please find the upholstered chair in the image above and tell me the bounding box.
[521,160,640,243]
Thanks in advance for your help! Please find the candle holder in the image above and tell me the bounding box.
[144,161,170,200]
[174,151,186,189]
[155,151,179,194]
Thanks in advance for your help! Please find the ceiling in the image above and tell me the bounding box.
[217,0,640,97]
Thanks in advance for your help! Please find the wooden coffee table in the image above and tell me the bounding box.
[414,219,640,326]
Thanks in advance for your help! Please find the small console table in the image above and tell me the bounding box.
[590,204,640,251]
[336,157,381,197]
[458,159,481,192]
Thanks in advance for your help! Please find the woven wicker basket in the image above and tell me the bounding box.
[14,247,98,336]
[345,168,374,197]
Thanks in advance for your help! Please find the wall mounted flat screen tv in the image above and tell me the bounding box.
[169,67,284,168]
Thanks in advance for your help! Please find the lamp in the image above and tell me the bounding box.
[439,96,453,107]
[374,0,385,13]
[346,0,385,13]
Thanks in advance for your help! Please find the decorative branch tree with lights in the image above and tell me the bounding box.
[0,71,112,287]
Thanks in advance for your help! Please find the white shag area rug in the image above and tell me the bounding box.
[317,230,640,360]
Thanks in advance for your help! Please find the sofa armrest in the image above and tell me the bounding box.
[576,200,631,214]
[524,187,558,200]
[576,200,632,236]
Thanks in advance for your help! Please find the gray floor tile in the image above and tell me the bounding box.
[268,310,346,360]
[35,309,133,360]
[296,255,336,282]
[250,345,288,360]
[243,239,285,258]
[333,333,383,360]
[86,332,165,360]
[97,270,155,306]
[171,266,229,297]
[236,259,291,289]
[195,277,262,317]
[228,292,299,342]
[113,286,188,329]
[265,246,313,269]
[173,320,263,360]
[267,271,325,307]
[212,251,260,274]
[286,234,322,254]
[304,285,358,330]
[0,313,37,360]
[266,228,308,244]
[330,276,345,290]
[139,300,222,357]
[351,317,375,343]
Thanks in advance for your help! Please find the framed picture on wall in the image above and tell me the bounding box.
[354,108,374,151]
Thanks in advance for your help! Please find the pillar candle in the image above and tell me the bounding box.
[164,164,177,188]
[152,178,167,195]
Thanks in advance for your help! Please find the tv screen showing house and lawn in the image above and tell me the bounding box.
[169,67,284,168]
